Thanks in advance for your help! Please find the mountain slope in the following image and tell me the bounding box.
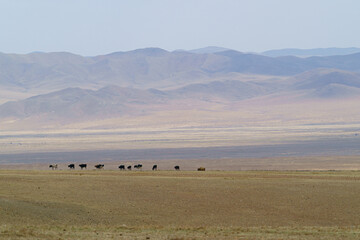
[0,86,168,121]
[292,69,360,90]
[310,83,360,99]
[169,80,270,101]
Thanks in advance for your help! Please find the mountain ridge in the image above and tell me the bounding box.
[262,47,360,57]
[2,48,360,95]
[1,68,360,125]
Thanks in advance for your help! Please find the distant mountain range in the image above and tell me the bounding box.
[185,46,360,57]
[2,48,360,92]
[1,68,359,124]
[262,47,360,57]
[1,47,360,127]
[185,47,360,57]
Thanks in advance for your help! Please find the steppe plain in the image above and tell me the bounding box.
[1,104,360,239]
[2,170,360,239]
[1,49,360,239]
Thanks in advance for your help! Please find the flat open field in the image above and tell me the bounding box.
[1,170,360,239]
[1,123,360,155]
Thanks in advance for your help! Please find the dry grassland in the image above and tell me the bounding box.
[1,170,360,239]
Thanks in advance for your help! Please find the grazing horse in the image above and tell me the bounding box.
[197,167,205,171]
[174,165,180,171]
[119,165,125,170]
[95,164,104,169]
[152,164,158,171]
[79,164,87,169]
[134,164,143,170]
[127,166,132,170]
[49,164,58,170]
[68,164,75,169]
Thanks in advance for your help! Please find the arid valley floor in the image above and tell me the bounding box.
[1,170,360,239]
[1,110,360,239]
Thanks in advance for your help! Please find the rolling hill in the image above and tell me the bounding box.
[1,67,360,126]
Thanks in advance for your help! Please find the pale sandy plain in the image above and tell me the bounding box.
[0,98,359,170]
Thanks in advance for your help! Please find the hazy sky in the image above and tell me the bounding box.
[1,0,359,56]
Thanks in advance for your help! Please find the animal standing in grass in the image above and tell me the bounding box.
[127,166,132,170]
[174,165,180,171]
[79,164,87,169]
[95,164,104,169]
[49,164,58,170]
[152,165,158,171]
[68,164,75,169]
[119,165,125,170]
[197,167,205,171]
[134,164,142,170]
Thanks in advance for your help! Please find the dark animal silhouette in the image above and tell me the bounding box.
[134,164,143,170]
[95,164,104,169]
[127,166,132,170]
[49,164,58,170]
[197,167,205,171]
[152,164,157,171]
[79,164,87,169]
[174,165,180,171]
[68,164,75,169]
[119,165,125,170]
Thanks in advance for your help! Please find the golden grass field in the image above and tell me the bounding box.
[1,169,360,239]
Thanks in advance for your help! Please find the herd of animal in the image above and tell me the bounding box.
[49,163,206,171]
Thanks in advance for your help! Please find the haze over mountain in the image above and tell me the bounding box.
[188,46,231,54]
[262,48,360,57]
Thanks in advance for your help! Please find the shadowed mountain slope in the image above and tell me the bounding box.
[310,83,360,99]
[0,86,168,120]
[169,80,271,101]
[292,69,360,90]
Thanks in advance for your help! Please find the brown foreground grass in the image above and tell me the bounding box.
[1,170,360,239]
